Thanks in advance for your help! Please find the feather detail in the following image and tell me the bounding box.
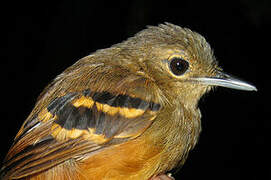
[1,86,161,179]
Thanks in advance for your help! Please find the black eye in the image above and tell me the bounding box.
[169,57,189,76]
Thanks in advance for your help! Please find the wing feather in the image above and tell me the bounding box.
[1,61,162,179]
[1,89,161,179]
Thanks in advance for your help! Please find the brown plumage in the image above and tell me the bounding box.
[0,23,256,180]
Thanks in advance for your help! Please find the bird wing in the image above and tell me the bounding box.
[0,63,161,179]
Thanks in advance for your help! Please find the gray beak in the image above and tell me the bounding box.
[194,71,257,91]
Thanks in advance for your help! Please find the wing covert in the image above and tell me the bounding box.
[1,88,161,179]
[48,89,161,141]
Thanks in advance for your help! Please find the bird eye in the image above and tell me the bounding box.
[169,57,189,76]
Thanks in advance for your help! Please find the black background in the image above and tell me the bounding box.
[0,0,269,179]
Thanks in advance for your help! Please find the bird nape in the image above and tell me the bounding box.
[0,23,256,180]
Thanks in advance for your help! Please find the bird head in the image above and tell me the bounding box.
[112,23,257,108]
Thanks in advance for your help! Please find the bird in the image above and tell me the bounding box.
[0,23,257,180]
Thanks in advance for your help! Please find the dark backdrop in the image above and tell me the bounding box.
[1,0,269,179]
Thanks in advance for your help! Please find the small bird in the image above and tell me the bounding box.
[0,23,256,180]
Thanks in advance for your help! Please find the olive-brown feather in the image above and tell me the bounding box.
[1,22,254,180]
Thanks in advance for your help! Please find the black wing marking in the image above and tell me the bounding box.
[0,89,161,179]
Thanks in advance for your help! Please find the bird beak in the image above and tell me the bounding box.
[193,70,257,91]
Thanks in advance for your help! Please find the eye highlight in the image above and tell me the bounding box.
[169,57,189,76]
